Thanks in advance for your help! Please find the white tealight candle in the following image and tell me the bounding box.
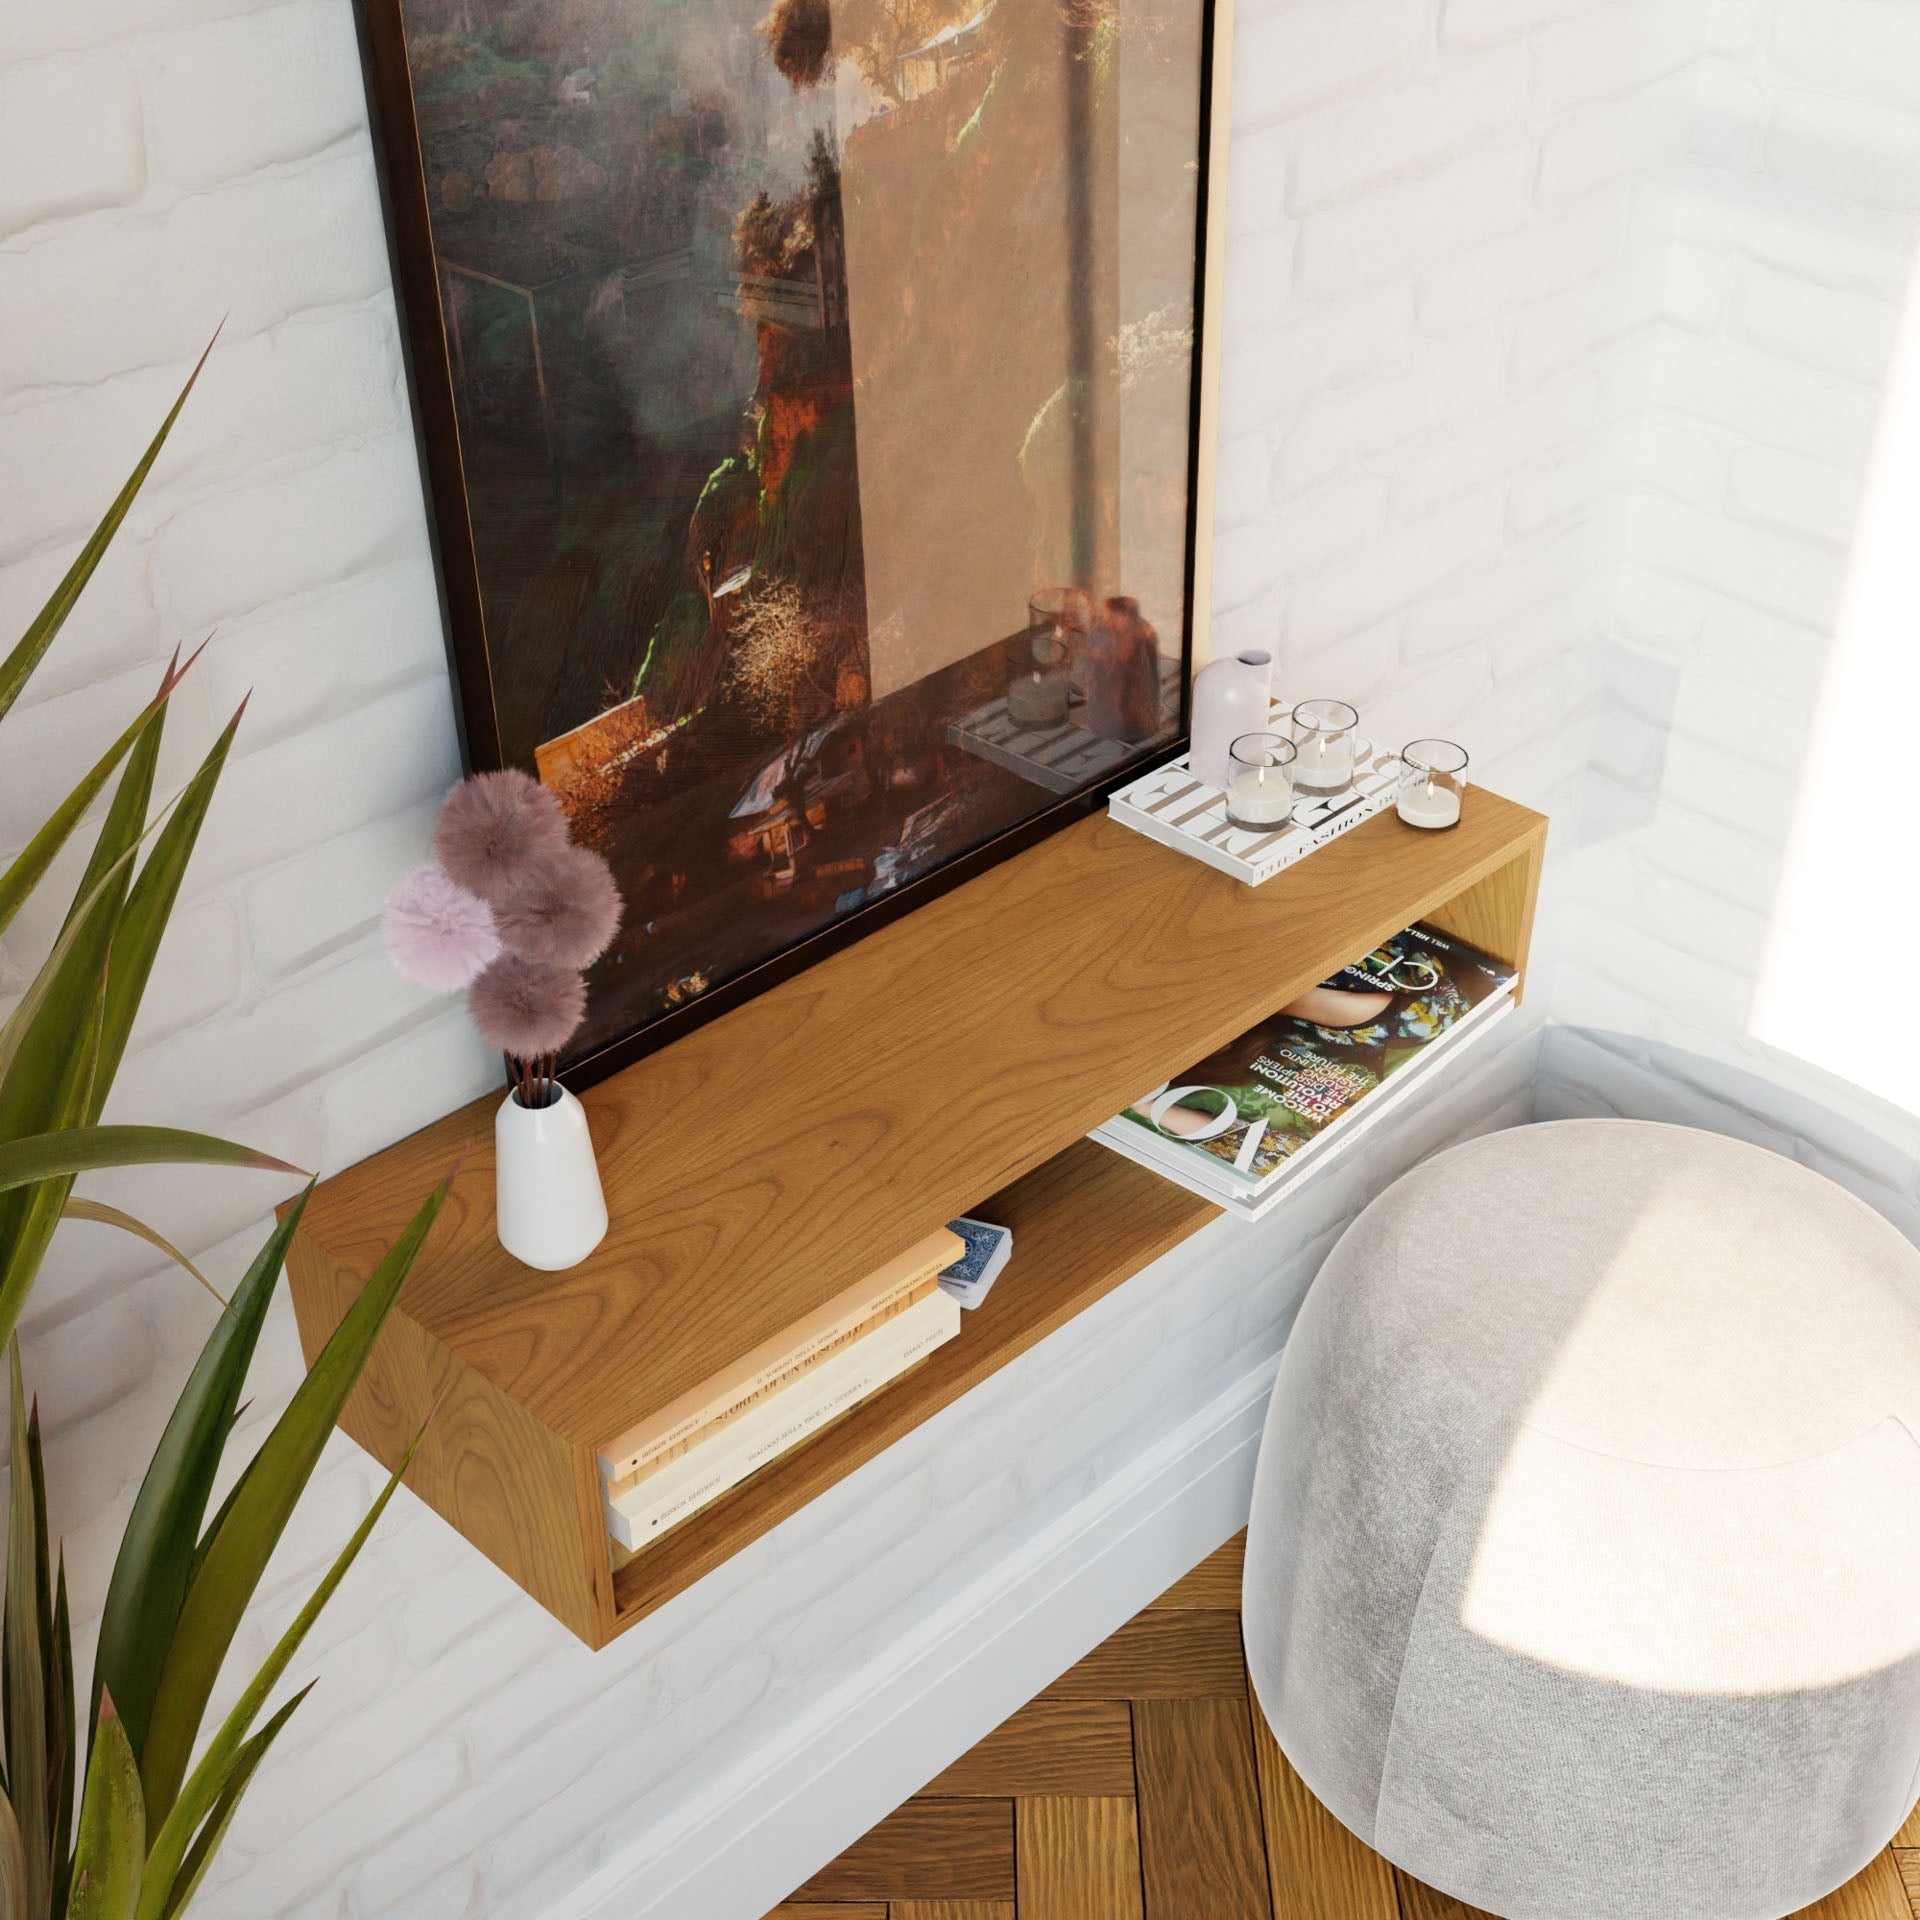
[1006,670,1069,727]
[1299,733,1354,791]
[1397,780,1461,829]
[1228,767,1293,827]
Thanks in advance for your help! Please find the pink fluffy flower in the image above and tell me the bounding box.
[382,865,500,991]
[491,843,623,969]
[434,769,570,903]
[468,954,587,1059]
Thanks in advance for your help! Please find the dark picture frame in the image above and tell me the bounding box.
[354,0,1232,1088]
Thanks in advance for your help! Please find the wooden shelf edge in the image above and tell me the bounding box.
[606,1139,1217,1635]
[285,791,1549,1649]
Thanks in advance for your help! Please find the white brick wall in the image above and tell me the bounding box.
[19,0,1908,1912]
[1543,0,1920,1216]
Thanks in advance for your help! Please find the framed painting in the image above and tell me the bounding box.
[356,0,1232,1085]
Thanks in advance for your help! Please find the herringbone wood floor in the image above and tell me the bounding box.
[768,1533,1920,1920]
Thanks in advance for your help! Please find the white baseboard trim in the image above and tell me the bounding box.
[545,1351,1280,1920]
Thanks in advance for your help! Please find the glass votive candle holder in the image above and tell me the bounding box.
[1027,584,1093,695]
[1290,698,1360,794]
[1397,738,1469,830]
[1225,733,1297,831]
[1005,656,1070,726]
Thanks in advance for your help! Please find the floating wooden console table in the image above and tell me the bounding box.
[287,791,1546,1648]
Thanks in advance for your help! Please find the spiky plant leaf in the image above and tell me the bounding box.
[5,1345,50,1917]
[89,700,241,1117]
[137,1424,423,1920]
[156,1690,305,1920]
[0,1130,298,1199]
[0,335,214,728]
[49,1558,73,1920]
[137,1175,450,1830]
[56,1204,222,1310]
[91,1193,307,1764]
[0,1788,27,1920]
[65,1698,141,1920]
[0,693,162,1357]
[0,645,196,945]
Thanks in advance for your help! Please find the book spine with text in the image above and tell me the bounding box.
[604,1290,961,1552]
[597,1225,964,1481]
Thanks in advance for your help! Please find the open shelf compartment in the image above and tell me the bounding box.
[287,790,1546,1648]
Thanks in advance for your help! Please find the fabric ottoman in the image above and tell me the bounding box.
[1243,1117,1920,1920]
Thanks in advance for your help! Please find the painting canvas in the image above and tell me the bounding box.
[361,0,1220,1080]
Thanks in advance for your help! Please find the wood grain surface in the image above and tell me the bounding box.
[926,1700,1136,1798]
[791,1800,1014,1904]
[1042,1610,1247,1699]
[1796,1852,1915,1920]
[777,1535,1917,1920]
[295,794,1547,1448]
[288,792,1546,1644]
[1016,1798,1146,1920]
[1249,1699,1398,1920]
[608,1141,1216,1626]
[1392,1871,1497,1920]
[1133,1696,1269,1920]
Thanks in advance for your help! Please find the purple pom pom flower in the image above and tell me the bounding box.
[491,843,623,969]
[468,954,587,1060]
[434,769,570,903]
[382,865,500,991]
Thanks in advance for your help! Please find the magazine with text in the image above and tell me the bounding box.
[1117,923,1517,1191]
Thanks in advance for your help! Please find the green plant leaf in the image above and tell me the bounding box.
[137,1175,451,1830]
[5,1344,51,1918]
[90,699,242,1112]
[0,1788,27,1920]
[155,1689,306,1920]
[58,1202,224,1310]
[91,1193,307,1768]
[66,1696,142,1920]
[0,816,151,1100]
[0,689,164,1356]
[0,682,248,1359]
[0,334,214,729]
[49,1557,74,1920]
[0,649,191,945]
[138,1421,423,1920]
[0,1128,299,1198]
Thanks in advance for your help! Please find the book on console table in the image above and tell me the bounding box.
[599,1225,963,1491]
[605,1288,961,1552]
[1093,923,1516,1223]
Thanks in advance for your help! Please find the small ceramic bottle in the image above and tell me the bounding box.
[495,1084,609,1271]
[1085,597,1163,742]
[1189,648,1273,791]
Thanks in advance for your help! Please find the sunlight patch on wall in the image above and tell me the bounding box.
[1752,254,1920,1111]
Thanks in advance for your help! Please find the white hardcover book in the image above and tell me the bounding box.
[605,1289,961,1552]
[1092,987,1516,1223]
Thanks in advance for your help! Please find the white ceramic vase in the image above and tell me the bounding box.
[495,1085,609,1271]
[1190,648,1274,791]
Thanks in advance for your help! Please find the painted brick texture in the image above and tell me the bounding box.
[1548,0,1920,1221]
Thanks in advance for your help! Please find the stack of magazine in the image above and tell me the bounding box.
[1092,923,1516,1223]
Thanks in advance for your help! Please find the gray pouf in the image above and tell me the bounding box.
[1243,1118,1920,1920]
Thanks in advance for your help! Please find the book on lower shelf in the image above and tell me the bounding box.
[1093,922,1517,1222]
[604,1287,961,1552]
[598,1224,964,1492]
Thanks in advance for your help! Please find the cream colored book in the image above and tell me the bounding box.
[604,1289,961,1553]
[597,1225,964,1484]
[601,1276,937,1498]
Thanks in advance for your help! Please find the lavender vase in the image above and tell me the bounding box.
[1189,648,1274,791]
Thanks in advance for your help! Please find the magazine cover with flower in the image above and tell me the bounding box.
[1121,923,1517,1185]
